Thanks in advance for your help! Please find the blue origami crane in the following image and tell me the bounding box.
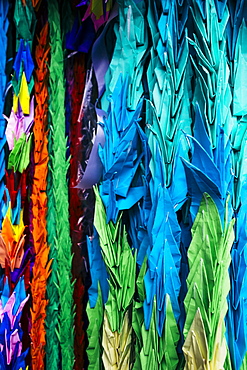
[181,105,233,224]
[226,178,247,370]
[13,39,34,83]
[0,277,29,370]
[143,143,181,336]
[99,75,146,223]
[87,227,109,308]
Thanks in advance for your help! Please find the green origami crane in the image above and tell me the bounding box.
[94,186,136,333]
[183,193,234,367]
[132,257,179,370]
[45,1,74,369]
[87,285,104,370]
[8,133,32,173]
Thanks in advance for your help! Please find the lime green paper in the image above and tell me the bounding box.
[241,353,247,370]
[8,133,32,173]
[86,285,104,370]
[132,258,146,370]
[133,257,179,370]
[183,193,234,362]
[94,186,136,333]
[224,347,233,370]
[163,295,180,370]
[134,292,179,370]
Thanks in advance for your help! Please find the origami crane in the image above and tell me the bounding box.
[0,1,9,228]
[0,206,25,272]
[0,277,29,369]
[98,76,146,223]
[183,193,234,367]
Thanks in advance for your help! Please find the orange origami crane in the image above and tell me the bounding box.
[30,22,51,370]
[0,207,25,271]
